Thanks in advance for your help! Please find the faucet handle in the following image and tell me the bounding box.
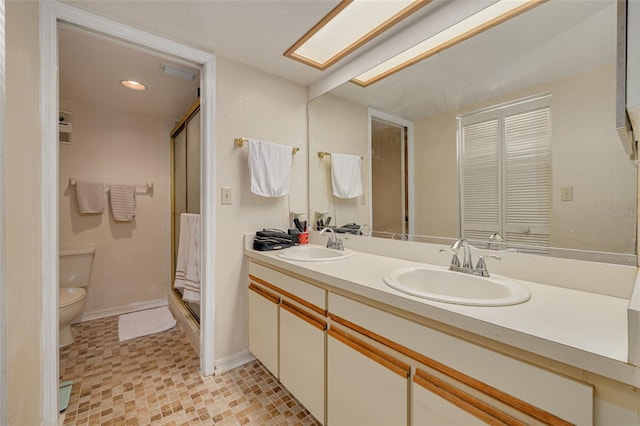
[439,248,460,268]
[475,255,501,277]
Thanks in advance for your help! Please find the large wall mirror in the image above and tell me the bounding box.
[308,0,637,264]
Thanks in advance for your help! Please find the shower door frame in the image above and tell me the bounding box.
[39,2,217,424]
[171,99,202,322]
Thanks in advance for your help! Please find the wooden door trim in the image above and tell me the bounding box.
[329,326,410,378]
[248,283,280,304]
[414,369,524,426]
[249,274,326,316]
[281,300,327,331]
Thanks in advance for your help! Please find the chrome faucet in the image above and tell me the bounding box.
[452,238,473,268]
[320,228,344,251]
[439,238,501,277]
[488,232,503,250]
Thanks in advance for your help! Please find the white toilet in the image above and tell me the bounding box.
[59,246,95,347]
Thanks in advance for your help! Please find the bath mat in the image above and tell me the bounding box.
[59,381,73,412]
[118,306,176,342]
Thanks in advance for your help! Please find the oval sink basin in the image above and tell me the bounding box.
[276,246,354,262]
[384,266,530,306]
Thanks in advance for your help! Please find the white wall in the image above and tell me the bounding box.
[58,99,173,317]
[5,2,42,424]
[413,112,459,238]
[215,56,308,361]
[308,94,369,228]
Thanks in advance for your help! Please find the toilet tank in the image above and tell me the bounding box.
[59,246,95,288]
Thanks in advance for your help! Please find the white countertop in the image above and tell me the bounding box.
[245,244,640,387]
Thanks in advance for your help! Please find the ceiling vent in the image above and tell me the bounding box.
[160,64,198,80]
[59,111,73,145]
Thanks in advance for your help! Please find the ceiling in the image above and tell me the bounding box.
[329,0,617,121]
[58,0,439,121]
[58,1,616,124]
[60,0,436,87]
[59,25,202,121]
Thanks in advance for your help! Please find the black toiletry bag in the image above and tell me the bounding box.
[253,229,292,251]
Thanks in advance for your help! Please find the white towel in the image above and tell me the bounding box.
[331,153,363,199]
[75,181,105,214]
[109,184,136,222]
[248,138,293,197]
[174,213,200,303]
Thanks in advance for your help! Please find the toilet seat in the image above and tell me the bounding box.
[60,287,86,308]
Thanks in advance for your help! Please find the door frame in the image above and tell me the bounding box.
[0,0,7,423]
[39,2,217,424]
[368,109,415,236]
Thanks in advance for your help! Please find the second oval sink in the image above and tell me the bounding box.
[384,266,530,306]
[276,245,353,262]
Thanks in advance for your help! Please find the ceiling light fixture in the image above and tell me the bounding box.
[352,0,546,87]
[160,64,198,80]
[284,0,431,71]
[120,80,147,91]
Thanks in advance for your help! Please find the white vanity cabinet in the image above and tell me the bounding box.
[247,260,595,426]
[248,262,327,424]
[327,326,409,426]
[247,280,279,377]
[280,302,326,424]
[329,292,593,426]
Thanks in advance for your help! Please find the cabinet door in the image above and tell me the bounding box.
[327,329,409,426]
[412,370,520,426]
[413,381,486,426]
[248,284,279,377]
[280,302,325,424]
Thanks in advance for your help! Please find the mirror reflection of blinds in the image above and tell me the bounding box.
[462,119,500,231]
[460,95,552,251]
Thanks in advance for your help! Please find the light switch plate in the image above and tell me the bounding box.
[561,186,573,201]
[221,187,232,205]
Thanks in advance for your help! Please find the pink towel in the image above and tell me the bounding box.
[75,181,105,214]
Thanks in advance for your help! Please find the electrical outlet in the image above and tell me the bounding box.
[560,186,573,201]
[221,187,232,205]
[359,193,366,205]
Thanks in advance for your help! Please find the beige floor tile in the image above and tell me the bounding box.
[60,315,320,425]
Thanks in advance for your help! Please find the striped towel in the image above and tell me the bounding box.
[109,184,136,222]
[174,213,200,303]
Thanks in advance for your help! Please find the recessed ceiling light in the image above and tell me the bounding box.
[120,80,147,91]
[284,0,430,71]
[352,0,545,87]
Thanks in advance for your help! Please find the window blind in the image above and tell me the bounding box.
[460,95,552,250]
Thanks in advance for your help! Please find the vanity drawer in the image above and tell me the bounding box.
[328,292,593,425]
[249,262,326,311]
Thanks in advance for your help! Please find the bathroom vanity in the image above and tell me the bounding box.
[245,234,640,426]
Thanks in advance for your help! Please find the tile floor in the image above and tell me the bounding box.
[59,316,321,425]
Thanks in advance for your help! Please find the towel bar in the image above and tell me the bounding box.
[318,151,364,160]
[69,178,153,195]
[234,137,299,155]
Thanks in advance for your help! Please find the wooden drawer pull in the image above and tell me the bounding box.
[281,300,327,331]
[329,327,410,378]
[414,369,525,426]
[249,274,326,316]
[248,283,279,304]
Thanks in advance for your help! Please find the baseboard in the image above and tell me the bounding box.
[75,298,168,323]
[215,349,256,373]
